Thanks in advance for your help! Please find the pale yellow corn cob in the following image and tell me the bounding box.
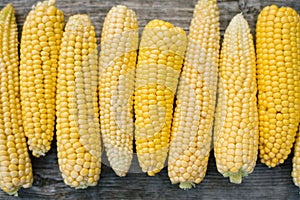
[292,128,300,188]
[0,4,33,196]
[168,0,220,189]
[56,14,101,189]
[134,19,187,176]
[99,5,138,177]
[20,0,64,157]
[214,13,258,184]
[291,12,300,188]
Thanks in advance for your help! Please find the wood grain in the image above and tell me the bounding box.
[0,0,300,199]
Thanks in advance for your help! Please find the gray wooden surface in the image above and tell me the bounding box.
[0,0,300,199]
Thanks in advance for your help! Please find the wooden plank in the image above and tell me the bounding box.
[2,0,300,38]
[1,143,299,199]
[0,0,300,199]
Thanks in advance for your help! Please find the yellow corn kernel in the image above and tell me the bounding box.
[20,0,64,157]
[134,19,187,176]
[56,14,101,189]
[99,5,138,177]
[168,0,220,189]
[214,13,258,184]
[256,5,300,167]
[0,4,33,196]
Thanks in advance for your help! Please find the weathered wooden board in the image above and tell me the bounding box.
[0,0,300,199]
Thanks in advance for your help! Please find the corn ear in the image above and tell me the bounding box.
[214,13,258,184]
[20,0,64,157]
[56,14,101,189]
[0,4,33,196]
[99,5,138,177]
[168,0,220,189]
[292,127,300,188]
[134,19,187,176]
[256,5,300,167]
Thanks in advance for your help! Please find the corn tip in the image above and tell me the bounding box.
[179,182,195,190]
[229,173,242,184]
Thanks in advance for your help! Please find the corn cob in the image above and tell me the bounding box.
[56,14,101,189]
[293,128,300,188]
[20,0,64,157]
[99,5,138,177]
[256,5,300,167]
[214,13,258,184]
[0,4,33,196]
[134,19,187,176]
[291,12,300,188]
[168,0,220,189]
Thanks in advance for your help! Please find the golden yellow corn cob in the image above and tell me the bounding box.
[56,14,101,189]
[256,5,300,167]
[168,0,220,189]
[134,19,187,176]
[214,13,258,184]
[20,0,64,157]
[99,5,138,177]
[0,4,33,196]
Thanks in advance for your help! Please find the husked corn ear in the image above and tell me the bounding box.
[56,14,101,189]
[256,5,300,167]
[168,0,220,189]
[0,4,33,196]
[214,14,258,184]
[20,0,64,157]
[292,128,300,188]
[99,5,138,177]
[135,19,187,176]
[291,12,300,188]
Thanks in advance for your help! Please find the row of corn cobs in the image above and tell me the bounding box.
[0,0,299,196]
